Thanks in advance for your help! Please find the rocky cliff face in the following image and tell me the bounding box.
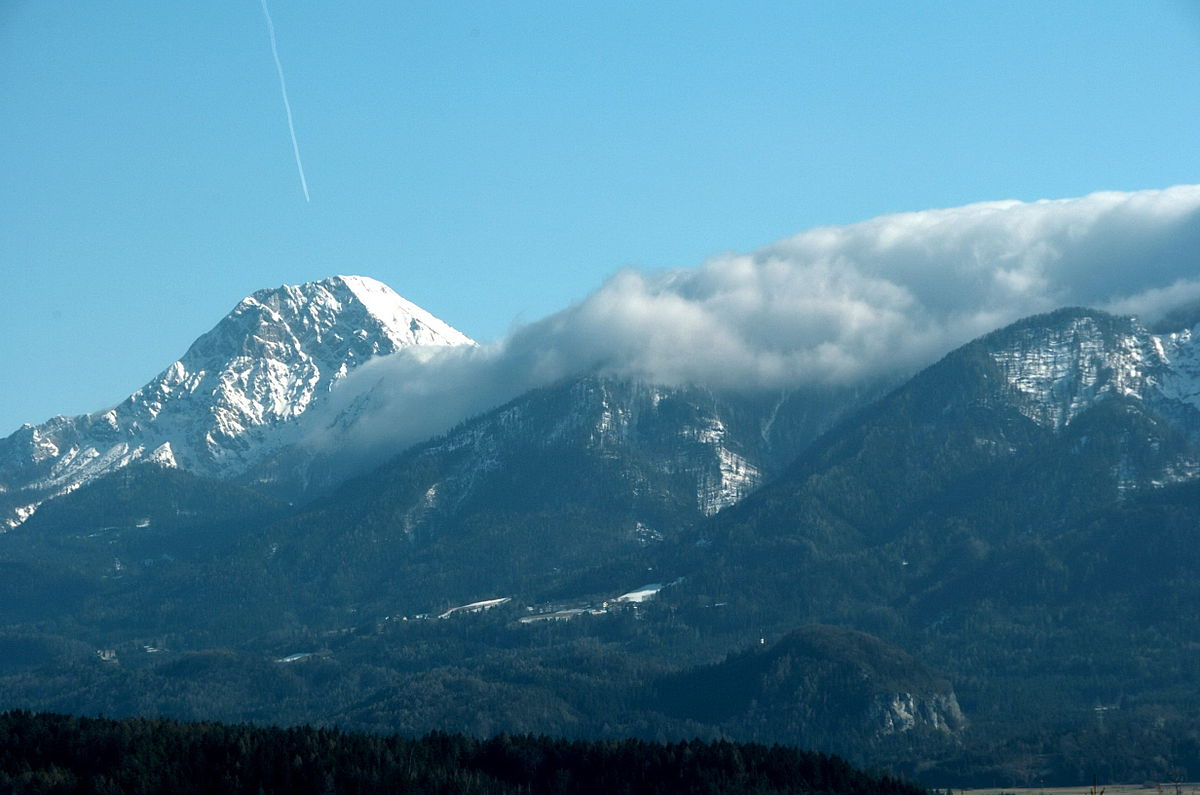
[869,692,966,737]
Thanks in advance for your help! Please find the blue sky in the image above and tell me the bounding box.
[2,0,1199,433]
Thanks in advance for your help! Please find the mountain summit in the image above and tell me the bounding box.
[0,275,473,528]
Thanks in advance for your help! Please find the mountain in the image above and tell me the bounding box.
[11,302,1200,783]
[700,305,1200,554]
[227,374,884,621]
[0,275,473,529]
[223,306,1200,624]
[673,306,1200,782]
[685,307,1200,631]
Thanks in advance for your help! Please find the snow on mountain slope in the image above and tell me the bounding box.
[1156,326,1200,407]
[975,309,1200,491]
[0,276,472,529]
[983,310,1200,434]
[987,313,1167,430]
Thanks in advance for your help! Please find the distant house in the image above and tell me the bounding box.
[518,609,586,624]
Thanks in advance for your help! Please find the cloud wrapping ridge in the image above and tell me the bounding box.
[313,185,1200,455]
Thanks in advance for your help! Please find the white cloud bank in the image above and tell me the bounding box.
[313,185,1200,455]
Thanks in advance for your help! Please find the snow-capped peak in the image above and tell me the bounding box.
[0,276,474,528]
[334,275,474,349]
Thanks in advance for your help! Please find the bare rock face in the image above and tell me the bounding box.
[0,276,473,529]
[869,691,967,737]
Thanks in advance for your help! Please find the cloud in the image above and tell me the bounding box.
[309,185,1200,459]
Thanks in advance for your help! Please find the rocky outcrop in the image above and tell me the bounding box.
[657,626,967,754]
[869,691,966,737]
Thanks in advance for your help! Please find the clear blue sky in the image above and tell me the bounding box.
[2,0,1199,433]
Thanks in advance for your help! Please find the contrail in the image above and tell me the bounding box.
[259,0,310,202]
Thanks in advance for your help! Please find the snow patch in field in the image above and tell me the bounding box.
[613,584,663,603]
[438,597,511,619]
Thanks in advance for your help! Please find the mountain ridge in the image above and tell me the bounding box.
[0,275,473,528]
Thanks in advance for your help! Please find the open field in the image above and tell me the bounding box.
[961,785,1200,795]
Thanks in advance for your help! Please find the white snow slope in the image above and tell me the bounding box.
[988,312,1200,430]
